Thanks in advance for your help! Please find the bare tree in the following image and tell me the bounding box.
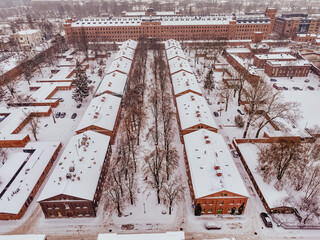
[258,141,309,182]
[105,173,124,217]
[163,176,185,215]
[0,147,8,165]
[242,79,272,138]
[217,81,232,111]
[144,148,166,204]
[27,115,40,141]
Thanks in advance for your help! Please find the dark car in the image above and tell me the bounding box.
[55,112,61,118]
[60,112,66,118]
[270,78,277,82]
[58,98,64,102]
[307,86,314,90]
[260,212,273,228]
[237,109,245,115]
[282,86,288,90]
[213,111,219,117]
[293,87,302,91]
[231,150,239,158]
[76,104,82,109]
[304,79,310,83]
[71,113,77,119]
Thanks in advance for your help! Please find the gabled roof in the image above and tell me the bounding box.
[95,71,127,97]
[120,39,138,50]
[166,46,186,60]
[171,70,202,97]
[176,93,218,131]
[114,46,135,61]
[38,131,110,202]
[164,39,181,50]
[107,57,133,75]
[76,93,121,133]
[184,129,249,199]
[168,57,193,75]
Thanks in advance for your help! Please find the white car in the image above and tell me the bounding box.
[205,221,222,230]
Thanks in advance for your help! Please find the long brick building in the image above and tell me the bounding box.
[64,8,276,43]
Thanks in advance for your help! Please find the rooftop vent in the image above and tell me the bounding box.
[69,166,75,172]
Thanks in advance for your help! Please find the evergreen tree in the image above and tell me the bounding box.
[72,61,90,102]
[194,203,202,216]
[203,68,215,94]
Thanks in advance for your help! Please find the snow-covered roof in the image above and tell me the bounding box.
[114,46,135,61]
[38,131,110,202]
[254,53,296,60]
[95,71,127,97]
[176,93,218,131]
[0,142,61,215]
[267,59,311,67]
[72,15,234,28]
[184,130,249,199]
[15,29,40,35]
[0,235,46,240]
[166,47,186,60]
[97,232,185,240]
[0,106,51,141]
[171,70,202,97]
[168,57,193,75]
[269,47,291,53]
[107,57,133,75]
[164,39,181,50]
[237,143,288,208]
[37,67,75,82]
[119,39,137,50]
[76,93,121,133]
[249,43,270,50]
[28,82,72,104]
[226,48,251,54]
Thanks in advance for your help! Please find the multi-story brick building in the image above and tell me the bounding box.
[253,53,296,68]
[38,131,111,218]
[265,60,311,78]
[65,8,276,43]
[183,129,249,215]
[273,14,320,39]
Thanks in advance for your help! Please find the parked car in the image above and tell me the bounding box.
[260,212,273,228]
[282,86,288,90]
[58,98,64,102]
[205,221,222,230]
[88,80,93,84]
[307,86,314,90]
[237,109,245,115]
[71,113,77,119]
[213,111,219,117]
[231,150,239,158]
[76,104,82,109]
[270,78,277,82]
[292,87,302,91]
[60,112,66,118]
[273,83,279,90]
[304,79,310,83]
[55,112,61,118]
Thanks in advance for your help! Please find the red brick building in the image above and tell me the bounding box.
[64,8,276,43]
[0,142,61,220]
[183,130,249,215]
[253,53,296,68]
[38,131,111,218]
[265,60,311,77]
